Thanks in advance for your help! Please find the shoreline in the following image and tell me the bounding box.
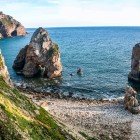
[16,85,140,140]
[18,87,140,140]
[16,85,124,104]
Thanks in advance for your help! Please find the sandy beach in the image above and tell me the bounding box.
[23,91,140,140]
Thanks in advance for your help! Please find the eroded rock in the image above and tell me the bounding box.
[128,43,140,82]
[0,50,13,86]
[0,11,26,39]
[13,27,62,78]
[124,86,140,114]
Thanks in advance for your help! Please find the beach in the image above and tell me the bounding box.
[22,91,140,140]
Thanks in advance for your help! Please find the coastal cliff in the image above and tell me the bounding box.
[128,43,140,82]
[13,27,62,78]
[0,12,26,39]
[0,50,12,86]
[0,52,74,140]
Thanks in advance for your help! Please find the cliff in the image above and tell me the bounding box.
[0,52,74,139]
[128,43,140,82]
[0,50,12,86]
[0,12,26,39]
[13,27,62,78]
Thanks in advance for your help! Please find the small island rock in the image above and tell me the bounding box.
[0,11,26,39]
[13,27,62,78]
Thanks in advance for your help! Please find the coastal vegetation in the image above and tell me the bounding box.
[0,76,75,140]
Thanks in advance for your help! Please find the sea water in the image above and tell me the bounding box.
[1,27,140,99]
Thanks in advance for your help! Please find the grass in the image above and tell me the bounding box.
[48,43,59,58]
[0,18,13,27]
[0,76,75,140]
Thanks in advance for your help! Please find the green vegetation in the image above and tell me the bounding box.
[0,54,4,69]
[48,43,59,58]
[0,18,13,27]
[79,131,98,140]
[0,76,75,140]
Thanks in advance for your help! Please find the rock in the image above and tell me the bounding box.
[0,50,13,86]
[0,11,26,39]
[13,27,62,78]
[131,106,140,114]
[124,86,140,114]
[128,43,140,82]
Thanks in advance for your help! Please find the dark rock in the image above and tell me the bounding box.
[128,43,140,82]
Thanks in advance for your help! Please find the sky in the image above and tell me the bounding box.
[0,0,140,27]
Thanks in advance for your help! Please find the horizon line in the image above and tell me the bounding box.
[25,25,140,29]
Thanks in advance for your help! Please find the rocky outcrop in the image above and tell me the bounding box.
[128,43,140,82]
[13,27,62,78]
[124,86,140,114]
[0,50,12,86]
[0,11,26,39]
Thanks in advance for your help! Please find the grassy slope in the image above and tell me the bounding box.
[0,76,75,140]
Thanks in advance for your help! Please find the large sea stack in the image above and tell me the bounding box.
[0,12,26,39]
[128,43,140,82]
[13,27,62,78]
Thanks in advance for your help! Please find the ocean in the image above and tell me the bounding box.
[1,27,140,99]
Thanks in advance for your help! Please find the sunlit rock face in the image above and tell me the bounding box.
[124,86,140,114]
[0,11,26,39]
[0,50,12,86]
[128,43,140,82]
[13,27,62,78]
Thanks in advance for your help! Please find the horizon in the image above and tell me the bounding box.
[26,26,140,29]
[1,0,140,28]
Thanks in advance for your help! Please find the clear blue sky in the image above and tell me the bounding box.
[0,0,140,27]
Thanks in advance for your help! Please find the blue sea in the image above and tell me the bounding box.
[0,27,140,99]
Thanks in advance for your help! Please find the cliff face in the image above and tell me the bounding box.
[0,50,12,86]
[13,27,62,78]
[128,43,140,82]
[0,52,74,140]
[0,12,26,39]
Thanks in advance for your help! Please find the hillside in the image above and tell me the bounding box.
[0,52,75,140]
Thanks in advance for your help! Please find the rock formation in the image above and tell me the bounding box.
[0,50,12,86]
[13,27,62,78]
[124,86,140,114]
[128,43,140,82]
[0,11,26,39]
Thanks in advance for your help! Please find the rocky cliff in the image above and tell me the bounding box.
[0,50,12,86]
[0,12,26,39]
[128,43,140,82]
[13,27,62,78]
[0,52,74,140]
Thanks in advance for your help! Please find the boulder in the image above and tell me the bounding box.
[13,27,62,78]
[128,43,140,82]
[0,11,26,39]
[124,86,140,114]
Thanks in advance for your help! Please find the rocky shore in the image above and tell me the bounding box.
[22,90,140,140]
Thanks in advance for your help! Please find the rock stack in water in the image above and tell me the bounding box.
[128,43,140,82]
[0,50,12,86]
[13,27,62,78]
[124,86,140,114]
[0,11,26,39]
